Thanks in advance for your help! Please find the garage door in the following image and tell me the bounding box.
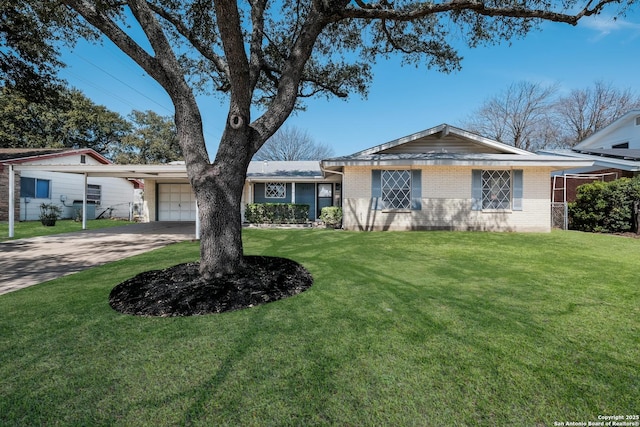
[158,183,196,221]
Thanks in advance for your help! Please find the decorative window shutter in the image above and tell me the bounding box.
[411,169,422,210]
[371,170,382,210]
[471,170,482,211]
[513,170,523,211]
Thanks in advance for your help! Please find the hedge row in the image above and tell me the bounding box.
[245,203,309,224]
[569,176,640,233]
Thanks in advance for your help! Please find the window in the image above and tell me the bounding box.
[20,177,51,199]
[382,170,411,209]
[481,170,512,209]
[472,170,523,211]
[635,116,640,126]
[265,182,286,198]
[371,170,422,210]
[87,184,101,204]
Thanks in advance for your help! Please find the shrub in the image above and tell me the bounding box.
[245,203,309,224]
[39,203,62,226]
[569,176,640,233]
[319,206,342,228]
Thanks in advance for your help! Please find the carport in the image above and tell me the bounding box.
[6,163,199,238]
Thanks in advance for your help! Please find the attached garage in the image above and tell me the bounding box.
[157,183,196,221]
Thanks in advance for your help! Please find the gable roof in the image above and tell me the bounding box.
[573,110,640,150]
[0,148,111,164]
[350,124,532,157]
[322,123,593,171]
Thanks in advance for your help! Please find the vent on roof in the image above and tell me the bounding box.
[612,142,629,149]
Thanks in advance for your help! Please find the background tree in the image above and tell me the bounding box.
[464,80,640,151]
[1,3,62,100]
[11,0,624,281]
[464,81,558,151]
[62,89,132,155]
[113,110,182,164]
[553,80,640,147]
[0,85,130,154]
[0,1,96,102]
[253,126,334,161]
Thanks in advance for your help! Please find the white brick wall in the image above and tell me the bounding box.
[342,166,552,232]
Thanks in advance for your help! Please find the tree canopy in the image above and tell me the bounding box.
[0,84,182,163]
[0,85,130,152]
[113,110,182,164]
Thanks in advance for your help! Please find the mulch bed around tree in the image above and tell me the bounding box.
[109,256,313,317]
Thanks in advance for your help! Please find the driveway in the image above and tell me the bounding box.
[0,222,196,296]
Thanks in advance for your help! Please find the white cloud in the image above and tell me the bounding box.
[579,15,640,41]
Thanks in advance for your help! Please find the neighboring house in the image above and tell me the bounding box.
[321,124,592,232]
[539,110,640,203]
[0,148,139,221]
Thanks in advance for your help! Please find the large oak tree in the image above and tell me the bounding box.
[13,0,627,280]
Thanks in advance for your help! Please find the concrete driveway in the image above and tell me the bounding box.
[0,222,196,296]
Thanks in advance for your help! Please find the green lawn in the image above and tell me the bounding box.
[0,219,135,241]
[1,229,638,426]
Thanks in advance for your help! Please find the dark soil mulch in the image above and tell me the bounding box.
[109,256,313,317]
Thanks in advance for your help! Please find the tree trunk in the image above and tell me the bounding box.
[171,90,256,281]
[195,165,247,280]
[189,126,256,281]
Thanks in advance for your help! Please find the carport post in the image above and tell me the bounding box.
[8,164,14,238]
[82,173,88,230]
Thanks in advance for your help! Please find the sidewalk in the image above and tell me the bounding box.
[0,222,195,296]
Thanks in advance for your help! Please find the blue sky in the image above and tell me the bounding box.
[58,9,640,158]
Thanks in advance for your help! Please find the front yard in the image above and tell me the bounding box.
[1,229,638,426]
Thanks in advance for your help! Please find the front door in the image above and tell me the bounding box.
[295,183,316,220]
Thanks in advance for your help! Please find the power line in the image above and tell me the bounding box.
[72,51,174,114]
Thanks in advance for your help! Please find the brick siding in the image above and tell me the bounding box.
[342,165,551,232]
[0,165,20,221]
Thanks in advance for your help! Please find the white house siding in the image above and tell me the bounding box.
[14,153,137,221]
[17,170,135,221]
[341,166,552,232]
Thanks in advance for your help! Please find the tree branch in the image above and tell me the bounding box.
[341,0,622,25]
[146,3,230,81]
[249,0,268,94]
[61,0,159,77]
[213,0,251,122]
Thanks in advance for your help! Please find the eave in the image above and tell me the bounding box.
[321,154,594,171]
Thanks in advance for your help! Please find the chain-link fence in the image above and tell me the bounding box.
[551,202,567,230]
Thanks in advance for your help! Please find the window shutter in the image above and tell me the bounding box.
[411,169,422,210]
[371,170,382,210]
[471,170,482,211]
[513,170,523,211]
